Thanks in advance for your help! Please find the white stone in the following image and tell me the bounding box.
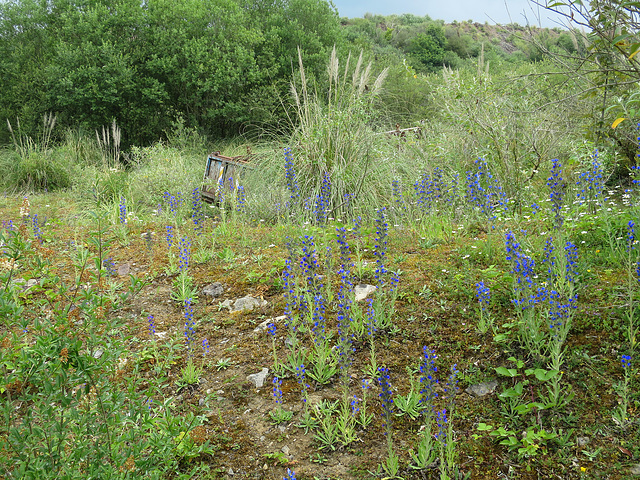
[354,284,377,301]
[254,315,287,333]
[246,368,269,388]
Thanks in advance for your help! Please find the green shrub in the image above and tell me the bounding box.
[0,149,72,192]
[2,113,73,192]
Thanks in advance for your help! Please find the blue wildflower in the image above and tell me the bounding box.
[335,227,353,280]
[576,150,604,209]
[377,366,393,426]
[392,179,406,214]
[335,282,354,372]
[444,364,459,407]
[542,236,556,278]
[365,298,376,337]
[622,354,632,369]
[184,298,195,355]
[237,186,247,214]
[178,237,191,272]
[314,172,331,224]
[374,208,388,285]
[267,323,276,337]
[295,364,309,400]
[148,315,155,337]
[273,376,283,404]
[419,347,438,407]
[475,281,490,310]
[284,147,299,202]
[143,231,153,251]
[350,395,360,416]
[531,203,541,215]
[435,408,448,444]
[564,241,578,283]
[31,214,42,243]
[102,256,116,276]
[119,196,127,224]
[192,187,204,235]
[300,236,320,292]
[166,225,174,249]
[311,293,326,343]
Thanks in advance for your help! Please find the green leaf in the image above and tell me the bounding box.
[490,426,513,437]
[500,384,523,399]
[533,369,558,381]
[493,334,509,343]
[612,33,631,45]
[495,366,517,377]
[481,265,500,278]
[499,436,519,448]
[515,403,534,414]
[477,423,494,431]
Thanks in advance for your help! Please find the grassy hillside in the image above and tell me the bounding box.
[1,120,639,478]
[2,3,640,479]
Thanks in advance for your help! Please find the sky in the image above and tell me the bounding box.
[330,0,568,28]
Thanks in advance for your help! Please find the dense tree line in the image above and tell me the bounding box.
[0,0,579,147]
[0,0,341,146]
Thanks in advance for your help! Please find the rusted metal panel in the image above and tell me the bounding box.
[201,151,254,204]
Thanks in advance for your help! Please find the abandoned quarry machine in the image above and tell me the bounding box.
[200,149,254,204]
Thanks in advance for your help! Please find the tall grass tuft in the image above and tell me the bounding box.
[2,114,72,192]
[287,47,392,220]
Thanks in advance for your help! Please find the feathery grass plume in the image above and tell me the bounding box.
[96,119,121,168]
[8,113,56,158]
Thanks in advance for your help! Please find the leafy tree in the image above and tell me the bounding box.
[445,25,474,59]
[537,0,640,165]
[242,0,343,130]
[142,0,263,138]
[407,24,446,73]
[0,0,343,145]
[0,0,55,144]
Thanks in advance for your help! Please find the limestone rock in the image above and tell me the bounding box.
[117,263,131,276]
[203,282,224,298]
[247,368,269,388]
[354,284,376,301]
[254,315,287,333]
[232,295,267,313]
[465,380,498,398]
